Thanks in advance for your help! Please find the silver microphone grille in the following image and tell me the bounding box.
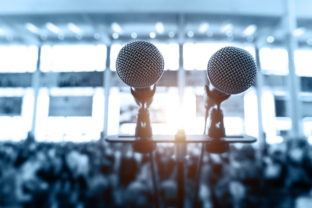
[116,41,164,88]
[207,46,257,94]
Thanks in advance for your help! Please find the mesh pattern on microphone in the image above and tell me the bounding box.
[116,41,164,88]
[207,46,257,94]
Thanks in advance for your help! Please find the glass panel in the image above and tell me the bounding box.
[0,45,37,72]
[41,44,106,72]
[184,42,255,70]
[295,49,312,76]
[260,47,288,75]
[110,44,122,71]
[35,87,104,142]
[155,43,179,70]
[0,88,33,141]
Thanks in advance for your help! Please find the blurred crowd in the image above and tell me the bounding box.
[0,137,312,208]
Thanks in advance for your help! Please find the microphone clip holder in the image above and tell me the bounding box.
[204,84,230,154]
[131,86,156,154]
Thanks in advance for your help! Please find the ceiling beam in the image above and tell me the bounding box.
[0,0,287,16]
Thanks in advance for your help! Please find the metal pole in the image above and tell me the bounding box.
[175,129,186,208]
[254,45,265,151]
[192,144,205,208]
[176,15,186,208]
[285,0,302,138]
[178,43,185,105]
[30,45,41,139]
[150,152,160,208]
[177,159,184,208]
[178,14,186,115]
[103,45,111,137]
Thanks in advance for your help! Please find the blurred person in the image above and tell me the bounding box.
[156,145,175,181]
[124,180,151,208]
[286,138,312,207]
[229,145,262,208]
[119,155,139,187]
[16,151,49,207]
[159,179,177,207]
[0,149,18,207]
[206,153,233,208]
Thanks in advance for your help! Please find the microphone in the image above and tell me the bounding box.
[206,46,257,104]
[116,40,164,153]
[114,41,164,206]
[204,46,257,152]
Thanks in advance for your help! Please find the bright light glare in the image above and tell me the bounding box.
[163,90,182,134]
[131,32,137,39]
[46,22,60,34]
[222,24,233,33]
[293,28,305,37]
[149,32,156,39]
[68,23,82,34]
[266,36,275,43]
[243,24,257,36]
[112,33,119,39]
[161,88,202,135]
[155,22,164,33]
[111,22,122,33]
[25,23,39,33]
[199,23,209,33]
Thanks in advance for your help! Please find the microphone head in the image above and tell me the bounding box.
[116,40,164,88]
[207,46,257,94]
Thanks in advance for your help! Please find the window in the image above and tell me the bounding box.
[155,43,179,70]
[260,47,288,75]
[0,45,37,72]
[41,44,106,72]
[0,88,33,141]
[184,42,254,70]
[110,44,122,71]
[35,87,104,142]
[295,49,312,76]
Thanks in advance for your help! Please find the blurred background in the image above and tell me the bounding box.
[0,0,312,207]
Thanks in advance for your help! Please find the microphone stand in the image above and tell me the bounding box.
[105,84,256,208]
[130,86,160,208]
[192,85,230,208]
[175,129,186,208]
